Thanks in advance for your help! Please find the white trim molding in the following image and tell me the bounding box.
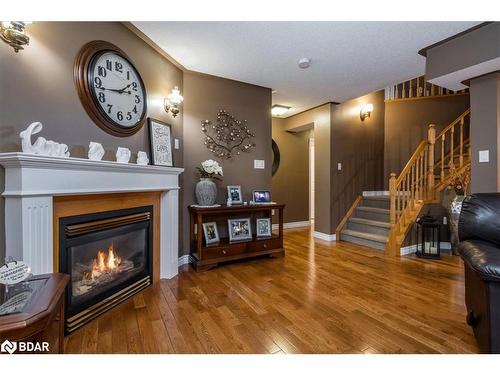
[362,191,390,197]
[272,220,310,230]
[313,231,337,242]
[178,254,192,267]
[0,153,184,279]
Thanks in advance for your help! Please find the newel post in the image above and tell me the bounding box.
[389,173,396,227]
[427,124,436,199]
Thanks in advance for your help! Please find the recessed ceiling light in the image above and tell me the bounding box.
[298,58,311,69]
[271,104,291,117]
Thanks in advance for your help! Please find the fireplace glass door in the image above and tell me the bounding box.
[59,206,153,334]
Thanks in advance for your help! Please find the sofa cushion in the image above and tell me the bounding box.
[459,193,500,247]
[459,240,500,282]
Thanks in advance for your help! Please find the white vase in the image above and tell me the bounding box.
[195,178,217,206]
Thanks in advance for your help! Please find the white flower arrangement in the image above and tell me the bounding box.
[197,159,223,180]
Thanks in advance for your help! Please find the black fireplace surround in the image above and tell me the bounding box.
[59,206,153,334]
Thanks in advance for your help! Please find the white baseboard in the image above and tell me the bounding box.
[178,254,192,266]
[272,220,311,230]
[400,242,452,256]
[363,191,390,197]
[313,231,337,242]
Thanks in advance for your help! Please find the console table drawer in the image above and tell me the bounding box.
[202,243,246,260]
[247,238,281,253]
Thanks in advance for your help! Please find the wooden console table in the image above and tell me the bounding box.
[0,273,69,354]
[188,204,285,271]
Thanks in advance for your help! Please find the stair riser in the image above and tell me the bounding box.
[340,234,386,251]
[355,209,390,222]
[361,198,390,209]
[347,221,390,237]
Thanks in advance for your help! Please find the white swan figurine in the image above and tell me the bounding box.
[19,122,70,157]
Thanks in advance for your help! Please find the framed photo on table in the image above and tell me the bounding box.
[227,185,243,204]
[202,222,220,245]
[228,218,252,242]
[148,118,174,166]
[256,218,272,238]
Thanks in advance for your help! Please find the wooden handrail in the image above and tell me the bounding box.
[335,195,362,239]
[436,108,470,140]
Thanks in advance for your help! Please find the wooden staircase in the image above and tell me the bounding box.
[337,108,471,255]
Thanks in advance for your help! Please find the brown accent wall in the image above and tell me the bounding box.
[0,22,184,262]
[271,118,311,223]
[384,95,470,189]
[470,73,500,192]
[181,71,272,255]
[330,91,386,232]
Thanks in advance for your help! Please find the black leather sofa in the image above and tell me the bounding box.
[458,193,500,353]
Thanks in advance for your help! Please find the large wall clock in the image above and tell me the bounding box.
[74,40,147,137]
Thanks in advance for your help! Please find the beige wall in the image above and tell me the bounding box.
[271,118,311,223]
[281,104,332,234]
[0,22,183,262]
[181,72,272,255]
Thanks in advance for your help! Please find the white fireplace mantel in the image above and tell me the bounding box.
[0,152,184,279]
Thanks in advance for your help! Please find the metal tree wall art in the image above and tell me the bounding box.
[201,110,256,159]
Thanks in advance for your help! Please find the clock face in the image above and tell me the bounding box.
[88,51,147,129]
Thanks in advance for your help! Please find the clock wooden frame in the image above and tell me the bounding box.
[74,40,147,137]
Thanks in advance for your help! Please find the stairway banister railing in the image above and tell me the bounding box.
[387,107,471,256]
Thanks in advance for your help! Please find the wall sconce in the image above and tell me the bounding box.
[0,22,31,52]
[164,86,184,118]
[360,103,373,121]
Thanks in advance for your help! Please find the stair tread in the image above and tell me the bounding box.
[356,206,390,214]
[363,195,390,200]
[341,229,388,243]
[348,217,391,228]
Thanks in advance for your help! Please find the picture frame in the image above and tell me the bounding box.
[256,218,272,238]
[148,118,174,167]
[202,222,220,245]
[252,190,271,204]
[227,185,243,204]
[228,218,252,242]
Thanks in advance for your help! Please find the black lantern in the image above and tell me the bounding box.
[415,214,441,259]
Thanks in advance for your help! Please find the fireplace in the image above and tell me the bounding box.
[59,206,153,334]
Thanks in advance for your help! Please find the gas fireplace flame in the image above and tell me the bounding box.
[83,244,122,281]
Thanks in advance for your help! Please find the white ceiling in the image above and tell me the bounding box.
[134,22,480,117]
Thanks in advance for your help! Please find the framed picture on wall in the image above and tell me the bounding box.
[148,118,174,167]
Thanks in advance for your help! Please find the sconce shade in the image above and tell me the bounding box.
[0,21,30,52]
[360,103,374,121]
[164,86,184,118]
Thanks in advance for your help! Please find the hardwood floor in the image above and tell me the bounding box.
[64,228,478,354]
